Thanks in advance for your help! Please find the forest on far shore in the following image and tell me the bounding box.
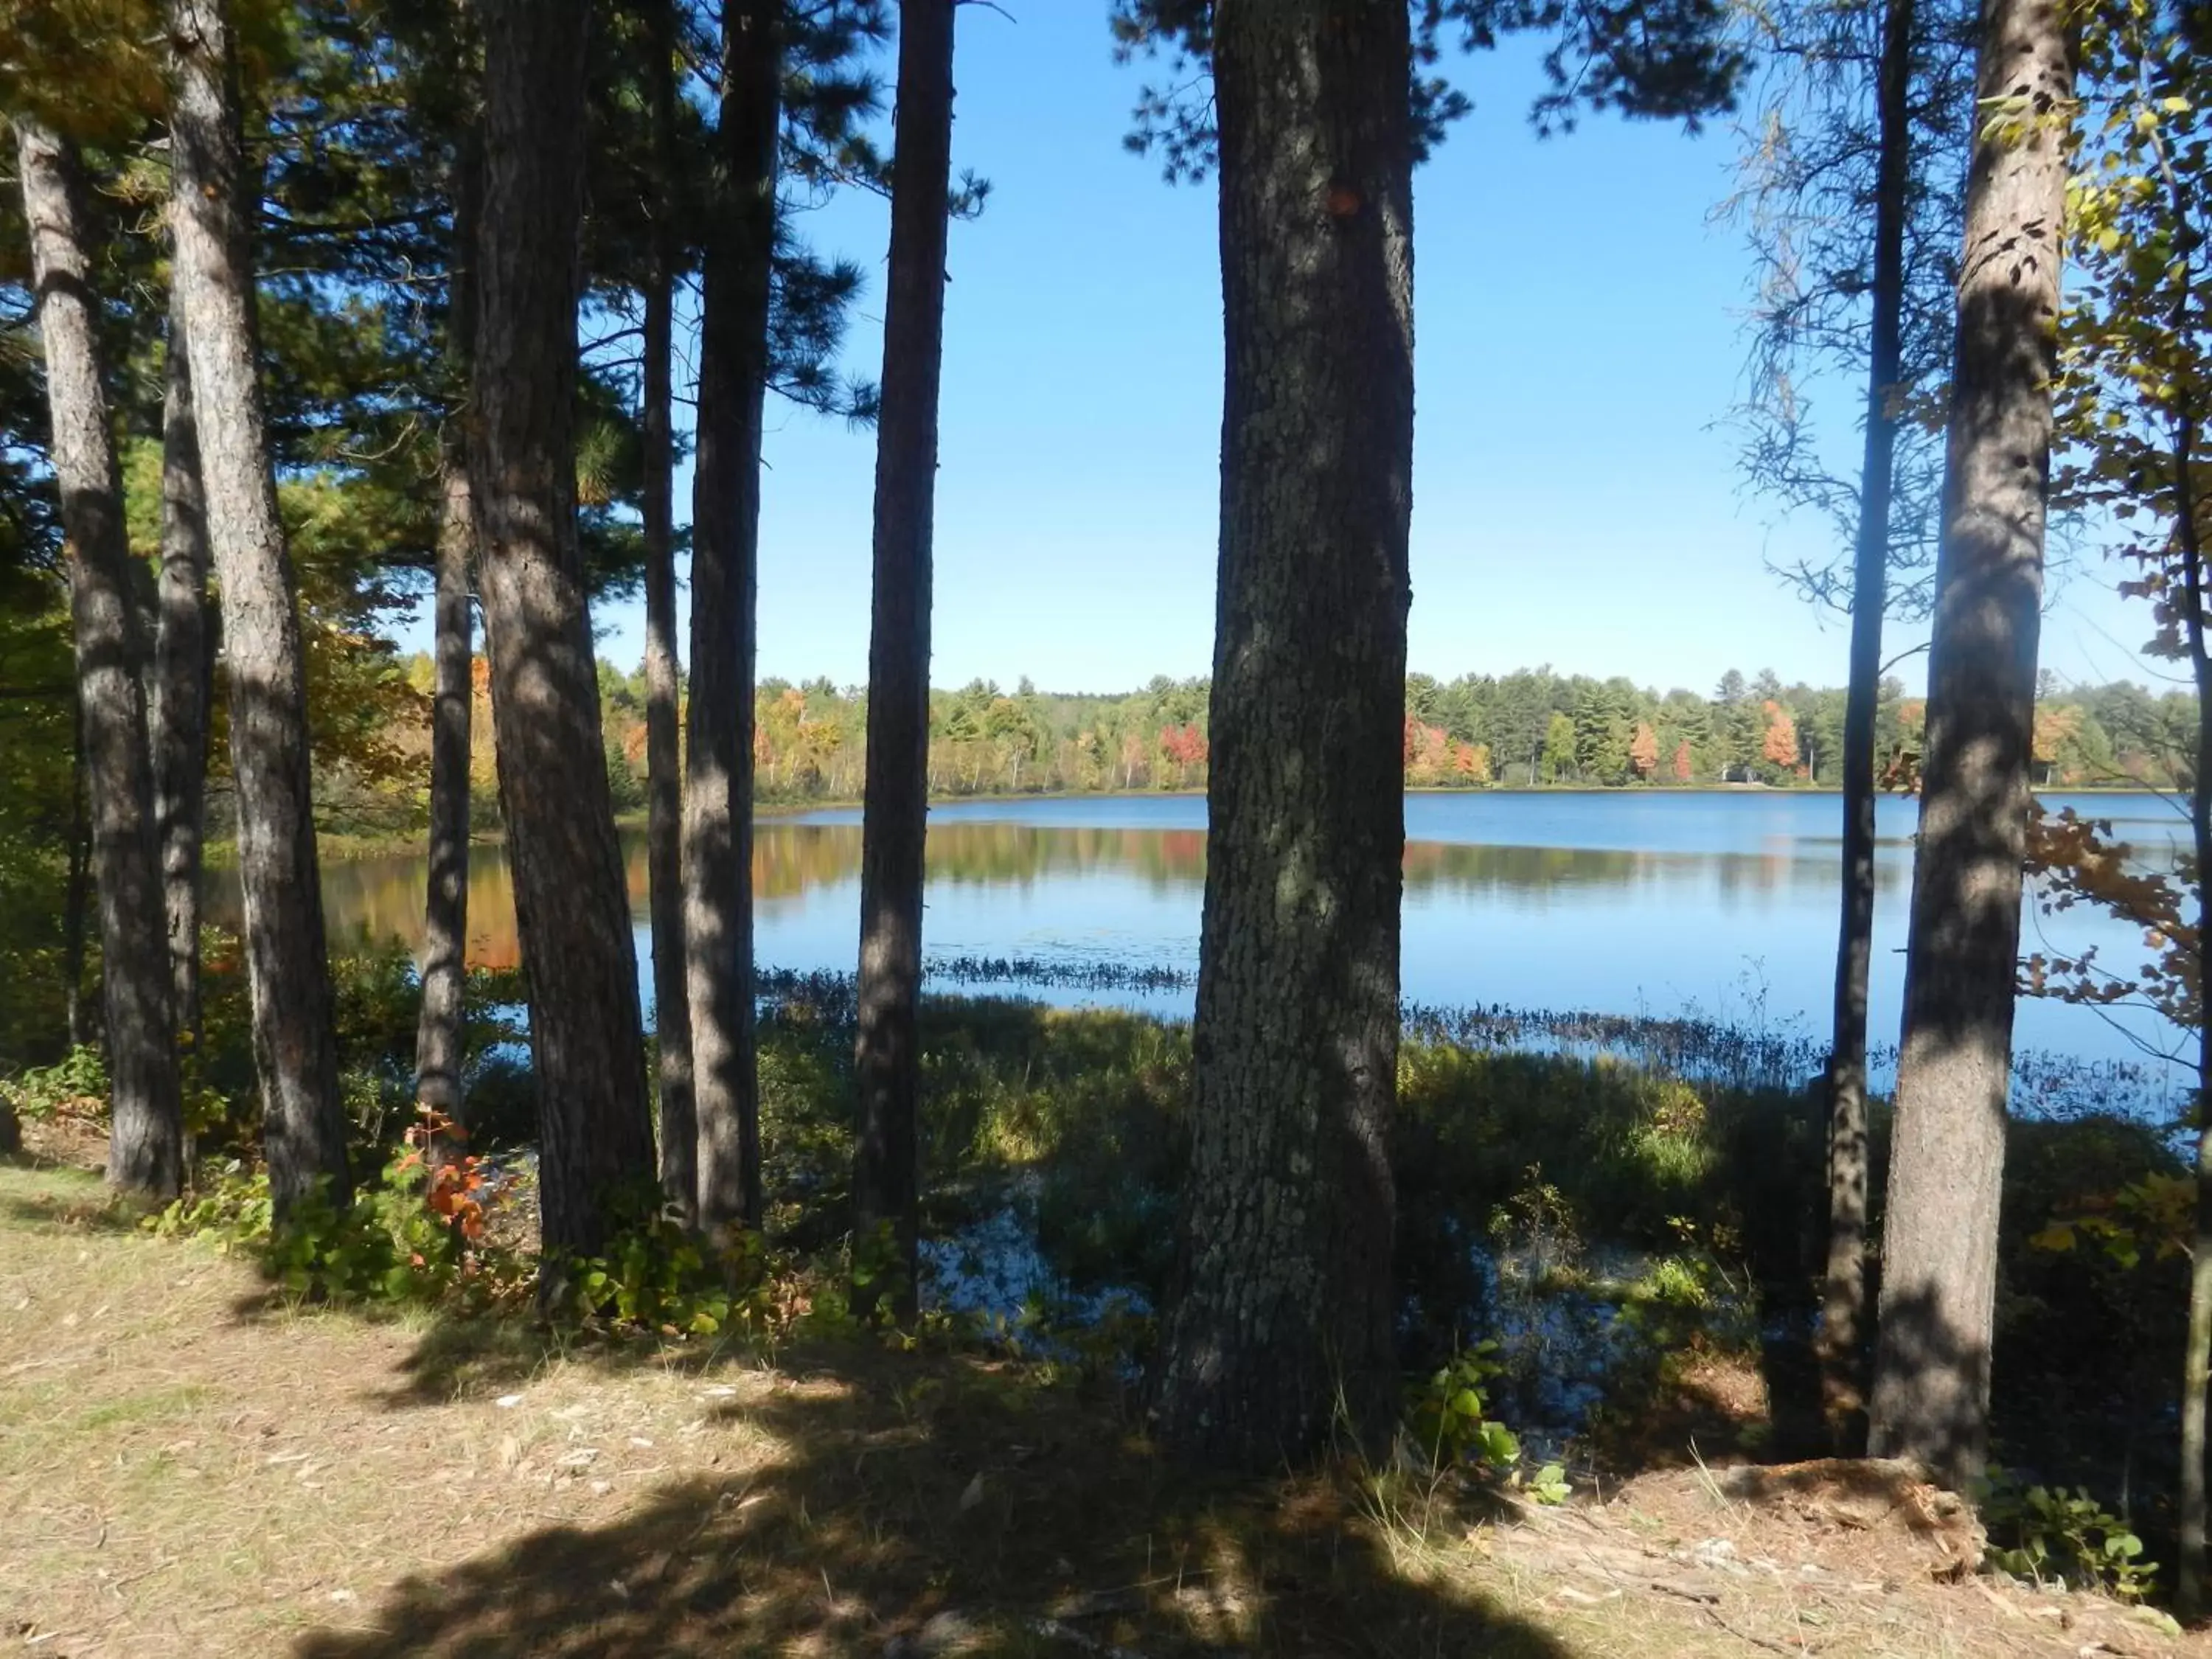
[384,657,2200,829]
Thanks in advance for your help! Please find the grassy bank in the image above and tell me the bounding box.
[6,1161,2202,1658]
[4,946,2198,1618]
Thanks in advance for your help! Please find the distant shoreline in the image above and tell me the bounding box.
[254,780,2178,865]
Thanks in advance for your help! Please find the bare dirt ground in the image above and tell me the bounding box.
[4,1158,2205,1658]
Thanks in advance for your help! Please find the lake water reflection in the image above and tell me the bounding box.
[296,790,2192,1102]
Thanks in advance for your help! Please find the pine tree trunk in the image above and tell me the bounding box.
[686,0,780,1234]
[414,456,475,1130]
[642,0,696,1217]
[1152,0,1414,1469]
[854,0,956,1322]
[1866,0,2075,1486]
[414,130,479,1148]
[63,702,90,1051]
[473,0,658,1266]
[16,116,184,1200]
[152,294,212,1056]
[170,0,351,1215]
[1818,0,1914,1444]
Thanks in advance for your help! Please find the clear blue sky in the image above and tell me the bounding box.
[408,6,2168,700]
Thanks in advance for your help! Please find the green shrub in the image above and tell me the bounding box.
[1980,1471,2157,1600]
[0,1044,108,1121]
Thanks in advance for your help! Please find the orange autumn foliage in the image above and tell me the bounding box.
[1630,721,1659,778]
[396,1107,491,1244]
[1760,699,1799,769]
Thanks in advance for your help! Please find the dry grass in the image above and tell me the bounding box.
[1478,1458,2208,1658]
[4,1159,2209,1658]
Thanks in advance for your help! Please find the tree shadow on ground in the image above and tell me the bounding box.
[0,1192,146,1235]
[294,1332,1576,1658]
[0,1161,153,1236]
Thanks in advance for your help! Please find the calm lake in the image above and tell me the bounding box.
[301,790,2191,1110]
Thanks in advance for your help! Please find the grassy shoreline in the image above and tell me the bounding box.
[7,958,2188,1560]
[5,1050,2199,1656]
[13,1155,2177,1659]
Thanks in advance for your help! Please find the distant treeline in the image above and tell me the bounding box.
[361,656,2210,815]
[377,660,2197,810]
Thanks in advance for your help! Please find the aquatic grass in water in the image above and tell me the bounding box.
[734,956,2184,1397]
[747,959,2182,1471]
[756,955,2180,1124]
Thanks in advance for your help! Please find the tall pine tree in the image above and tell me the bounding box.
[686,0,782,1233]
[13,115,183,1200]
[854,0,956,1321]
[169,0,352,1214]
[473,0,658,1266]
[1152,0,1416,1467]
[1868,0,2076,1484]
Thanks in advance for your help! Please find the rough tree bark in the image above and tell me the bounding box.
[1152,0,1414,1469]
[413,454,473,1135]
[15,116,184,1200]
[63,703,90,1051]
[152,293,212,1055]
[853,0,956,1322]
[473,0,658,1265]
[1866,0,2075,1486]
[641,0,696,1217]
[170,0,351,1214]
[1818,0,1915,1441]
[685,0,779,1234]
[414,131,479,1144]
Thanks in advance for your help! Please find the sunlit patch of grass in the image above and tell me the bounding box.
[67,1382,217,1434]
[0,1159,116,1219]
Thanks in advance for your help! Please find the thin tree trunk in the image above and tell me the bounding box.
[2174,403,2210,1619]
[473,0,658,1267]
[854,0,956,1323]
[414,127,480,1150]
[2157,97,2212,1607]
[413,462,475,1134]
[63,703,89,1051]
[1152,0,1414,1470]
[170,0,350,1216]
[1818,0,1914,1444]
[16,116,184,1200]
[152,293,212,1056]
[1866,0,2075,1486]
[686,0,780,1234]
[642,0,696,1217]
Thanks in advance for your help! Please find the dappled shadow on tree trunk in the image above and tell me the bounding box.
[1871,1277,1994,1486]
[293,1340,1573,1658]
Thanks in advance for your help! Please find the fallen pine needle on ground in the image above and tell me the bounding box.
[2,1161,2206,1658]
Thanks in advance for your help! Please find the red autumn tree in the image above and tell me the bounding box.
[1672,739,1694,783]
[1159,723,1208,784]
